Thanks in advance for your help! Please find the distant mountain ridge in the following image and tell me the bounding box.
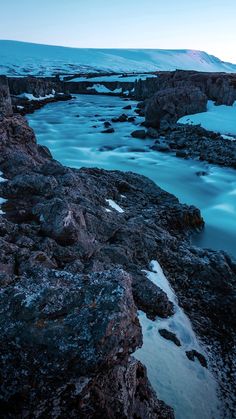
[0,40,236,76]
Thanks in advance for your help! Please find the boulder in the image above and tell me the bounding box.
[131,129,146,139]
[145,86,207,128]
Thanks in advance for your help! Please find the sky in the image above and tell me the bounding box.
[0,0,236,63]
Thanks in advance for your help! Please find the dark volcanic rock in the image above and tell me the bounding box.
[112,113,128,122]
[132,273,174,319]
[145,86,207,128]
[163,124,236,168]
[134,70,236,106]
[0,76,12,117]
[102,127,115,133]
[159,329,181,346]
[128,116,136,122]
[104,121,112,128]
[151,143,170,152]
[186,350,208,368]
[131,129,146,139]
[123,104,132,110]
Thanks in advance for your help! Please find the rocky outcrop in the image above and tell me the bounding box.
[145,86,207,128]
[0,113,235,416]
[134,70,236,105]
[0,114,176,417]
[8,76,63,97]
[150,124,236,168]
[0,76,12,116]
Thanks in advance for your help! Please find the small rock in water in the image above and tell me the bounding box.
[101,128,115,134]
[131,130,146,139]
[146,127,159,139]
[151,143,170,152]
[196,171,208,176]
[104,121,112,128]
[158,329,181,346]
[186,350,208,368]
[123,104,132,110]
[112,114,128,123]
[127,116,136,122]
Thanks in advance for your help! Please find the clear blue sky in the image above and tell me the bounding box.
[1,0,236,62]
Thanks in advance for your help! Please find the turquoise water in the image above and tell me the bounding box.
[27,94,236,259]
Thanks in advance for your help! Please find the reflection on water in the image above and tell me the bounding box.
[27,95,236,259]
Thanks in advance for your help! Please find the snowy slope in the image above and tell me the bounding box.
[0,40,236,77]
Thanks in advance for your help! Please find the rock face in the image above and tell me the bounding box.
[0,113,235,417]
[0,76,12,116]
[145,86,207,128]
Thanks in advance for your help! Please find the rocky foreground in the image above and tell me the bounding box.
[0,77,235,418]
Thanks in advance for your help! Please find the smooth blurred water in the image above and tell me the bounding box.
[27,94,236,259]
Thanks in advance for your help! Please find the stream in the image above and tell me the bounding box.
[27,94,236,259]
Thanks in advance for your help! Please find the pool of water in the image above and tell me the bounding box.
[27,94,236,259]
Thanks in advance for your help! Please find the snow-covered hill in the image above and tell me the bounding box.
[0,40,236,77]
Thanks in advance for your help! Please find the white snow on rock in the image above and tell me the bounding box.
[87,84,122,94]
[69,74,157,82]
[178,100,236,136]
[17,92,55,101]
[1,41,236,77]
[135,260,221,419]
[105,199,124,213]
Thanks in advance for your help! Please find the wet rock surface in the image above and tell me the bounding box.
[159,329,181,347]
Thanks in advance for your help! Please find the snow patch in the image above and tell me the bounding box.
[105,199,124,213]
[69,74,157,82]
[87,84,122,94]
[18,92,55,101]
[178,100,236,136]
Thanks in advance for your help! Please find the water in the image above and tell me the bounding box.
[27,94,236,259]
[135,261,220,419]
